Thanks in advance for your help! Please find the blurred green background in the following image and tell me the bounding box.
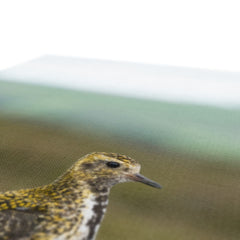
[0,80,239,240]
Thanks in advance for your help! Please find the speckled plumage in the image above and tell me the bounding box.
[0,152,161,240]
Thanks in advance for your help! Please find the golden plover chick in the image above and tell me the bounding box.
[0,152,161,240]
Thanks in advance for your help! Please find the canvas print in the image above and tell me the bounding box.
[0,56,239,239]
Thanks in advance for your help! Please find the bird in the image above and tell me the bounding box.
[0,152,161,240]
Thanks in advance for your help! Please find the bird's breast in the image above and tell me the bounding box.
[73,192,109,240]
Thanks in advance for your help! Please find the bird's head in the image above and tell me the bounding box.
[70,152,161,192]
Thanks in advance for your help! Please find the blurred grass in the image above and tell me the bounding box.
[0,116,239,240]
[0,80,240,162]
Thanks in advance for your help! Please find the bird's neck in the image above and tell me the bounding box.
[45,172,110,240]
[51,166,112,194]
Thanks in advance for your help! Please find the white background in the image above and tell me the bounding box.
[0,0,240,72]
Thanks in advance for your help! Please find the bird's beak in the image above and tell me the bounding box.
[127,173,162,189]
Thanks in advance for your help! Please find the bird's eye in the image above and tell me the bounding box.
[106,161,120,168]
